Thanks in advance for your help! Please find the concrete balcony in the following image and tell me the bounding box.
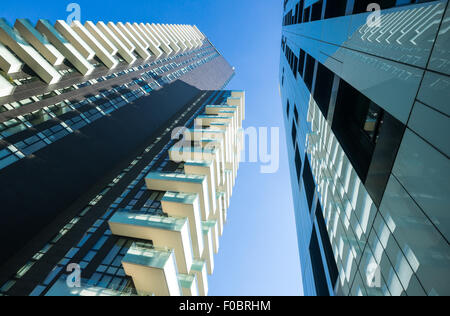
[54,20,95,60]
[0,18,61,84]
[96,21,136,64]
[191,259,208,296]
[145,23,173,55]
[71,21,119,70]
[202,222,214,275]
[178,274,199,296]
[184,160,217,218]
[203,220,219,255]
[122,243,181,296]
[117,22,151,60]
[133,23,163,59]
[109,211,194,274]
[161,192,204,258]
[36,19,94,76]
[84,21,118,56]
[0,75,13,98]
[151,23,181,53]
[145,172,210,222]
[0,42,22,74]
[15,19,65,66]
[215,191,225,235]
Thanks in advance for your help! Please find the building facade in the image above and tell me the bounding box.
[280,0,449,296]
[0,18,245,296]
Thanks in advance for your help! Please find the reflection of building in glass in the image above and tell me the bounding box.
[0,17,245,296]
[280,0,449,296]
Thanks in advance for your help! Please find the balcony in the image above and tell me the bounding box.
[161,192,204,258]
[122,243,181,296]
[109,210,194,274]
[145,172,210,222]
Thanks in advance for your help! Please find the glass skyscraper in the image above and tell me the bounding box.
[280,0,449,296]
[0,18,245,296]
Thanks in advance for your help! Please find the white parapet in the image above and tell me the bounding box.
[84,21,118,56]
[183,25,202,47]
[153,23,181,54]
[0,74,13,97]
[146,23,173,55]
[162,24,188,51]
[170,24,193,50]
[161,192,204,259]
[36,19,94,76]
[0,42,22,74]
[184,161,217,218]
[125,22,149,50]
[109,211,194,275]
[54,20,95,60]
[202,222,214,275]
[179,24,201,48]
[117,22,151,60]
[71,21,118,70]
[97,21,136,64]
[146,172,210,222]
[178,274,199,297]
[122,243,181,296]
[0,19,61,84]
[106,22,135,52]
[191,259,208,296]
[134,23,163,59]
[193,25,205,40]
[15,19,65,66]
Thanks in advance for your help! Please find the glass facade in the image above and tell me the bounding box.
[280,0,450,296]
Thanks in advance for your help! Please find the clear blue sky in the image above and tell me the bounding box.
[0,0,302,296]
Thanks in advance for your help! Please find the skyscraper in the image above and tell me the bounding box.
[0,18,245,296]
[280,0,449,296]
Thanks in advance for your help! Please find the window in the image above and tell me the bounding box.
[303,6,311,23]
[291,122,297,147]
[302,154,315,211]
[298,49,306,78]
[286,99,290,118]
[295,147,303,181]
[325,0,347,19]
[309,228,330,296]
[313,62,334,118]
[316,201,339,289]
[311,0,323,21]
[304,54,316,91]
[332,79,405,206]
[294,105,299,124]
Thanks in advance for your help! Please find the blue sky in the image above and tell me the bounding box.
[0,0,302,296]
